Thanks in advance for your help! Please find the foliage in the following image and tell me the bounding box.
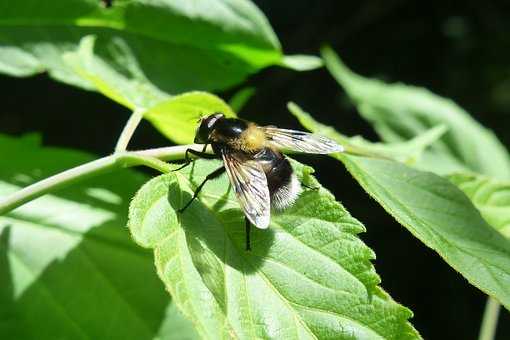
[0,1,509,339]
[0,134,197,339]
[287,102,447,164]
[290,101,510,309]
[318,47,510,237]
[128,159,419,339]
[321,46,510,180]
[341,156,510,309]
[0,0,320,94]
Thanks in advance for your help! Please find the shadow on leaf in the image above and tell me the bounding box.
[167,182,272,275]
[0,220,197,340]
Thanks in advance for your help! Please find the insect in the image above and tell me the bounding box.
[175,113,343,250]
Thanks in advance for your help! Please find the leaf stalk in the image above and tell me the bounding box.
[115,109,145,152]
[478,297,500,340]
[0,144,207,215]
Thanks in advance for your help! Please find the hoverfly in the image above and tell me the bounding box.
[175,113,343,250]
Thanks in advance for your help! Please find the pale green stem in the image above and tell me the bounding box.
[478,297,501,340]
[115,109,144,152]
[135,144,208,160]
[0,144,207,215]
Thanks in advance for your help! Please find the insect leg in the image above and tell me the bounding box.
[245,217,251,251]
[178,166,225,213]
[173,146,216,172]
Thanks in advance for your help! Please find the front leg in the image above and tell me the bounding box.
[173,145,217,172]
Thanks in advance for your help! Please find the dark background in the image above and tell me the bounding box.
[1,1,509,339]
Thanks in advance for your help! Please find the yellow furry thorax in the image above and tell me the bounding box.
[211,123,267,152]
[240,124,266,151]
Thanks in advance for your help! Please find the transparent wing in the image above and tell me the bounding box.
[221,150,271,229]
[261,126,344,154]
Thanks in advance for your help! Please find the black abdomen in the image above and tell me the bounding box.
[251,148,301,210]
[266,157,293,196]
[252,149,290,192]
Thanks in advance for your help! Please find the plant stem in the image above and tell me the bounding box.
[135,144,207,160]
[478,297,501,340]
[0,144,207,215]
[115,109,144,152]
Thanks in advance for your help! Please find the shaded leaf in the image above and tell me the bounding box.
[0,134,197,339]
[449,173,510,238]
[0,0,296,95]
[288,101,446,164]
[64,35,169,110]
[322,46,510,179]
[340,154,510,310]
[128,159,420,340]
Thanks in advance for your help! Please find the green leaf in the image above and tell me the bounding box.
[0,0,317,95]
[340,154,510,310]
[322,46,510,180]
[0,134,198,339]
[143,91,236,144]
[128,159,420,340]
[64,35,169,110]
[288,101,446,164]
[449,173,510,238]
[64,36,235,144]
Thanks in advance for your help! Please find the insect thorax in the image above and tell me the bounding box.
[211,119,266,152]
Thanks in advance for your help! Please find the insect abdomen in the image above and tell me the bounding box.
[265,155,301,210]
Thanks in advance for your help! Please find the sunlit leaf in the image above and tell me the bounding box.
[0,134,197,339]
[340,154,510,310]
[322,46,510,179]
[0,0,318,95]
[143,92,236,144]
[128,159,420,340]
